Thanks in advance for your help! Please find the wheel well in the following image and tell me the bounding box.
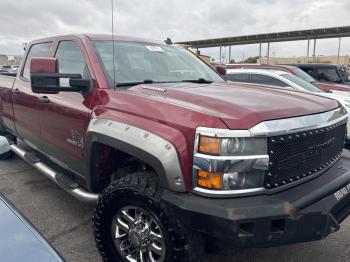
[90,142,155,192]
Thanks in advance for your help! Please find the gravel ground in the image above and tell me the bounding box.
[0,151,349,262]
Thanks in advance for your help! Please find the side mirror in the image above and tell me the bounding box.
[215,65,227,77]
[30,57,91,94]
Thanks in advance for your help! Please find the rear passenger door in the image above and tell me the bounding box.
[12,42,52,149]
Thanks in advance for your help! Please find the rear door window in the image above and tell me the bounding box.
[226,73,249,83]
[22,42,52,80]
[315,68,342,83]
[250,74,288,87]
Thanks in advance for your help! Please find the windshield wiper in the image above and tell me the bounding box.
[116,79,155,87]
[182,78,213,84]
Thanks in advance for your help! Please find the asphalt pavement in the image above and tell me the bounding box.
[0,151,349,262]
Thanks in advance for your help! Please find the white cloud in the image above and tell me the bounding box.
[0,0,349,61]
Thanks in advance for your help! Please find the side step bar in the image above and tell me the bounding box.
[10,144,99,203]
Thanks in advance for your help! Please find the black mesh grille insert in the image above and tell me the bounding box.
[265,120,347,189]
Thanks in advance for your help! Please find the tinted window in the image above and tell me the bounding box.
[292,68,316,83]
[250,74,288,87]
[55,41,90,86]
[226,73,249,83]
[302,68,314,77]
[22,42,51,80]
[315,68,342,83]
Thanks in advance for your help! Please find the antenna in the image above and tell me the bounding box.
[111,0,117,90]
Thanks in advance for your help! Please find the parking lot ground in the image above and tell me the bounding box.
[0,151,350,262]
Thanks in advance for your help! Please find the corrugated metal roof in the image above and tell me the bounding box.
[176,26,350,48]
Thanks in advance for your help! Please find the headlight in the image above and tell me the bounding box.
[198,136,267,155]
[194,129,268,196]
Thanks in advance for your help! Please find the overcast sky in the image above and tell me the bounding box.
[1,0,350,62]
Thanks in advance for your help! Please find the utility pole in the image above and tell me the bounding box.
[306,39,310,63]
[259,43,262,63]
[337,37,342,64]
[312,39,317,63]
[228,46,231,63]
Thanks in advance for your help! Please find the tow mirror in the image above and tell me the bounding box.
[30,57,91,94]
[215,65,227,77]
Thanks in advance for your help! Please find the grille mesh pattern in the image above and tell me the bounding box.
[265,120,347,189]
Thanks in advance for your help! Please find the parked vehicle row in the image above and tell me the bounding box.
[0,65,20,76]
[226,68,350,142]
[0,35,350,261]
[226,63,350,92]
[291,63,350,85]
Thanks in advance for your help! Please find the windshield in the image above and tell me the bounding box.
[292,68,316,83]
[281,73,324,93]
[94,41,224,87]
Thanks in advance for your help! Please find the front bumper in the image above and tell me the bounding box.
[161,155,350,247]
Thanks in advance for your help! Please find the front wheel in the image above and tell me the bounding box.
[93,172,201,262]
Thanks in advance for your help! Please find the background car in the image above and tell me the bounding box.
[226,63,350,92]
[0,193,63,262]
[226,68,350,142]
[291,63,350,85]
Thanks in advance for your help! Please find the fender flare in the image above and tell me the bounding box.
[85,118,186,193]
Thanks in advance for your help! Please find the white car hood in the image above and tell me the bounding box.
[319,92,350,139]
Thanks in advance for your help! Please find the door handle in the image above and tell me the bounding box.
[38,96,50,103]
[12,88,20,95]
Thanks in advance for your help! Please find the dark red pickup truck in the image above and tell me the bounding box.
[1,34,350,262]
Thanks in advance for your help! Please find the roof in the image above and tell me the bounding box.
[227,68,289,76]
[289,63,338,68]
[30,34,164,45]
[226,63,298,72]
[176,26,350,48]
[85,34,163,44]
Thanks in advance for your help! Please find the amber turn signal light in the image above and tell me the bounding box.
[197,171,222,189]
[198,136,221,155]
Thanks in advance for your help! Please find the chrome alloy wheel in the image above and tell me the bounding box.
[112,206,166,262]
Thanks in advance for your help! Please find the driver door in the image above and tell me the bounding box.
[39,40,92,175]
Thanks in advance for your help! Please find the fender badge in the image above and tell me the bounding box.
[66,129,84,149]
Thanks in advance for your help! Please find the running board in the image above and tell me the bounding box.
[10,144,99,203]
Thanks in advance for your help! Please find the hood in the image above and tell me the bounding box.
[124,82,339,129]
[314,82,350,92]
